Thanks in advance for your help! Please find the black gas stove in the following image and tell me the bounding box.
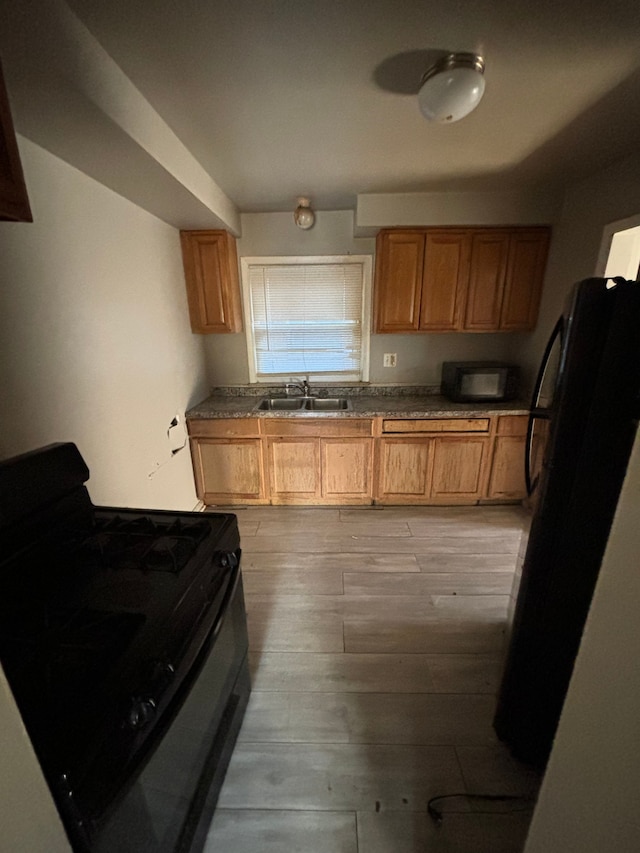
[0,443,250,853]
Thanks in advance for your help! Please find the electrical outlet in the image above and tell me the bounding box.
[383,353,397,368]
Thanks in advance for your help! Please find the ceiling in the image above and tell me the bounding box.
[9,0,640,214]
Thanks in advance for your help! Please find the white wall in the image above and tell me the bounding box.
[515,151,640,390]
[204,209,520,388]
[0,137,208,509]
[0,671,71,853]
[355,189,561,233]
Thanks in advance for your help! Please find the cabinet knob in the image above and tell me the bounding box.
[127,697,156,730]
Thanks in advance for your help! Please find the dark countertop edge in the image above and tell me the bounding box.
[186,395,530,419]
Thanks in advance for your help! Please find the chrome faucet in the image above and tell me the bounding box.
[285,378,311,397]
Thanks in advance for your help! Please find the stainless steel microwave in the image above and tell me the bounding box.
[441,361,520,403]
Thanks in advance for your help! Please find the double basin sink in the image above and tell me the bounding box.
[254,396,352,412]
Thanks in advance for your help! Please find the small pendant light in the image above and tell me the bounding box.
[294,197,315,230]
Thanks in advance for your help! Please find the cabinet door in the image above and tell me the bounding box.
[191,438,266,504]
[487,437,527,499]
[463,231,510,330]
[268,438,321,502]
[430,437,487,502]
[376,438,433,502]
[487,416,528,499]
[321,438,372,501]
[419,230,471,331]
[500,229,550,331]
[180,230,243,333]
[374,231,425,332]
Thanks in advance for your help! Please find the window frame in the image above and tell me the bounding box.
[240,254,372,385]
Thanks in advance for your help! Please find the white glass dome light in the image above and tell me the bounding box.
[418,53,486,123]
[293,197,315,230]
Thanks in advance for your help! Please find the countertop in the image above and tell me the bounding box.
[186,393,530,420]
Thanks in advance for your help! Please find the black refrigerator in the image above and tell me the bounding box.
[494,276,640,769]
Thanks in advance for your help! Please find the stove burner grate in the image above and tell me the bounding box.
[77,515,212,574]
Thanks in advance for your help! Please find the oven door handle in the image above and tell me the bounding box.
[209,554,242,643]
[123,555,242,742]
[172,551,242,694]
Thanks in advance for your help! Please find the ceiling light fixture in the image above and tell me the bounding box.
[293,197,315,230]
[417,52,485,123]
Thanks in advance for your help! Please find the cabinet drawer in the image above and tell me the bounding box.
[496,415,528,436]
[382,418,490,434]
[262,418,373,437]
[187,418,261,438]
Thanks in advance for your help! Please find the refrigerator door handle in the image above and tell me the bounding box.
[525,410,551,495]
[525,317,564,496]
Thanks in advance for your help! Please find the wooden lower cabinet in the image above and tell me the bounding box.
[191,438,266,504]
[188,417,268,505]
[430,437,488,502]
[485,415,528,500]
[322,439,373,499]
[268,436,373,504]
[376,435,487,504]
[188,413,528,507]
[376,438,432,501]
[268,438,321,501]
[264,419,374,505]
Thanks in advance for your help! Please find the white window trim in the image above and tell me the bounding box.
[240,254,372,385]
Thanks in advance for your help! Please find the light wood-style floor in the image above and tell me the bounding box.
[204,505,540,853]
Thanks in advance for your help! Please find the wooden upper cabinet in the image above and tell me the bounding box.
[374,226,550,333]
[180,230,243,333]
[463,231,510,330]
[500,229,550,331]
[419,230,471,331]
[374,230,424,331]
[0,59,32,222]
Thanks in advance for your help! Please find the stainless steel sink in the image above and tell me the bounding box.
[254,398,306,411]
[254,396,352,412]
[304,397,351,411]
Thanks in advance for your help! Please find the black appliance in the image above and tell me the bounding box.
[494,277,640,768]
[0,443,251,852]
[441,361,520,403]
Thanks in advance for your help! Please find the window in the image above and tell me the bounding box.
[241,255,371,383]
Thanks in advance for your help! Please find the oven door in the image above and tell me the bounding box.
[86,568,250,853]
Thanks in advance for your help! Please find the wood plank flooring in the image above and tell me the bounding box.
[204,505,540,853]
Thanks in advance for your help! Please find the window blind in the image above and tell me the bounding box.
[247,261,366,379]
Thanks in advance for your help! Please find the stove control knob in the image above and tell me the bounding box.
[150,660,175,687]
[220,551,238,569]
[127,697,156,731]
